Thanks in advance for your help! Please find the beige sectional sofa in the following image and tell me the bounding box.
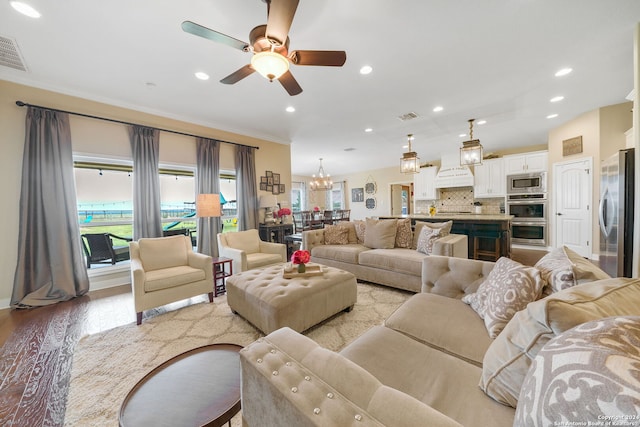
[240,251,640,426]
[302,218,468,292]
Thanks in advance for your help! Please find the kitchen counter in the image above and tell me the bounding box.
[380,214,512,261]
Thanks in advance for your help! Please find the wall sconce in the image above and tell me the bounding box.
[400,134,420,174]
[460,119,483,166]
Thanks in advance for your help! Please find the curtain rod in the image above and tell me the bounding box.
[15,100,259,150]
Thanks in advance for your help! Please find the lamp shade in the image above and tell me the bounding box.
[259,195,278,209]
[196,194,221,218]
[250,51,290,81]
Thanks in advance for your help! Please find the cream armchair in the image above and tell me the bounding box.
[217,229,286,273]
[130,235,213,325]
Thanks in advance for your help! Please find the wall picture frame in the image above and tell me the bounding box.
[266,171,273,177]
[261,176,268,183]
[266,184,273,192]
[352,188,364,202]
[273,173,280,185]
[267,177,274,185]
[279,184,285,193]
[260,182,267,191]
[272,184,280,195]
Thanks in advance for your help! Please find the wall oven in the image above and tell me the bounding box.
[507,194,547,246]
[507,172,546,195]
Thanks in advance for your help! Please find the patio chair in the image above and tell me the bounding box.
[81,233,132,268]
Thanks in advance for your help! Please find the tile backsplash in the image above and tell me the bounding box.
[414,187,504,215]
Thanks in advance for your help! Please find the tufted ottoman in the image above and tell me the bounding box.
[226,263,358,334]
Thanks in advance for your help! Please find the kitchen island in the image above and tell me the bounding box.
[380,214,513,261]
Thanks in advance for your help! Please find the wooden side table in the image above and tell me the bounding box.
[212,257,233,297]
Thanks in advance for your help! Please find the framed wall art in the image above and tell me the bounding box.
[352,188,364,202]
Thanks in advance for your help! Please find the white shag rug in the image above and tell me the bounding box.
[64,282,411,426]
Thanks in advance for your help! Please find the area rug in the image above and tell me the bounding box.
[63,282,411,426]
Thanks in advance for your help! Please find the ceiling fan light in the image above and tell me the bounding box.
[251,51,290,81]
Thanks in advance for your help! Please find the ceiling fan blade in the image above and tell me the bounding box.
[181,21,248,52]
[265,0,299,47]
[289,50,347,66]
[220,64,255,84]
[278,70,303,96]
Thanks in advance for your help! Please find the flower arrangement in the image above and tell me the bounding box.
[313,206,320,212]
[276,207,291,218]
[291,249,311,273]
[429,203,437,217]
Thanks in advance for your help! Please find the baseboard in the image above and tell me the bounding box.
[0,297,11,310]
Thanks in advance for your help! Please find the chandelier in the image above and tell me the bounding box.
[460,119,484,166]
[309,158,333,191]
[400,134,420,174]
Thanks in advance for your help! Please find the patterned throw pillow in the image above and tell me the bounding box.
[515,316,640,427]
[416,225,445,255]
[394,218,413,248]
[463,257,543,338]
[353,220,366,244]
[323,225,349,245]
[535,246,610,295]
[412,221,452,250]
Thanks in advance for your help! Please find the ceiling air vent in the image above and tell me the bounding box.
[0,36,28,71]
[397,112,418,121]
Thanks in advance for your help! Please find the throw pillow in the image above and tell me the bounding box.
[412,221,452,250]
[363,218,397,249]
[416,225,446,255]
[394,218,413,248]
[515,316,640,427]
[463,257,543,338]
[353,220,366,244]
[535,246,610,295]
[323,224,349,245]
[481,277,640,408]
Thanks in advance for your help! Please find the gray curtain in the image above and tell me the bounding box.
[11,107,90,307]
[196,138,221,256]
[235,145,258,230]
[128,125,162,240]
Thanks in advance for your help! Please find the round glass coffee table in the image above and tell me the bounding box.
[119,343,243,427]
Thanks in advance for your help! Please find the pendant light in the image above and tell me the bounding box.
[400,134,420,174]
[309,158,333,191]
[460,119,483,166]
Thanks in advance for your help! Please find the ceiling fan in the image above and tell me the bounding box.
[181,0,346,96]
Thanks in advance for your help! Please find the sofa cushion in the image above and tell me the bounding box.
[311,244,370,264]
[324,224,350,245]
[138,235,188,271]
[358,248,426,277]
[481,277,640,408]
[394,218,413,248]
[463,257,544,338]
[416,224,448,255]
[412,221,452,250]
[340,326,516,427]
[364,218,398,249]
[144,265,206,292]
[353,220,366,244]
[224,229,260,254]
[385,293,492,366]
[515,316,640,427]
[535,245,610,295]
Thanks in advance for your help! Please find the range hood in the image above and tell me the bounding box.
[434,152,475,188]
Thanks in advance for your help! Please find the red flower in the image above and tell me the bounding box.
[291,250,310,265]
[277,208,291,217]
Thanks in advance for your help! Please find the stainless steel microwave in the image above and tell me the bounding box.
[507,172,546,194]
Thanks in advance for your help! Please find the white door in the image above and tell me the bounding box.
[553,158,592,257]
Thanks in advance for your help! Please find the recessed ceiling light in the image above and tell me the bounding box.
[285,106,295,113]
[344,148,356,152]
[10,1,41,18]
[459,133,467,138]
[359,65,373,75]
[402,145,409,149]
[477,120,487,125]
[364,128,373,132]
[194,71,209,80]
[550,95,564,103]
[547,113,559,119]
[433,106,444,113]
[555,68,572,77]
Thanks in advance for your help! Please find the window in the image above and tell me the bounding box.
[326,182,345,210]
[291,181,306,212]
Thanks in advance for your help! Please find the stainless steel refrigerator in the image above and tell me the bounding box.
[599,148,635,277]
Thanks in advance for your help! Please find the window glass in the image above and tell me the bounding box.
[327,182,344,210]
[291,181,306,212]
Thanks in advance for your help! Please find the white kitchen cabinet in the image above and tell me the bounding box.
[413,166,438,200]
[504,151,548,174]
[474,158,505,198]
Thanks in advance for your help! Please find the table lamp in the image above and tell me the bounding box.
[259,195,278,224]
